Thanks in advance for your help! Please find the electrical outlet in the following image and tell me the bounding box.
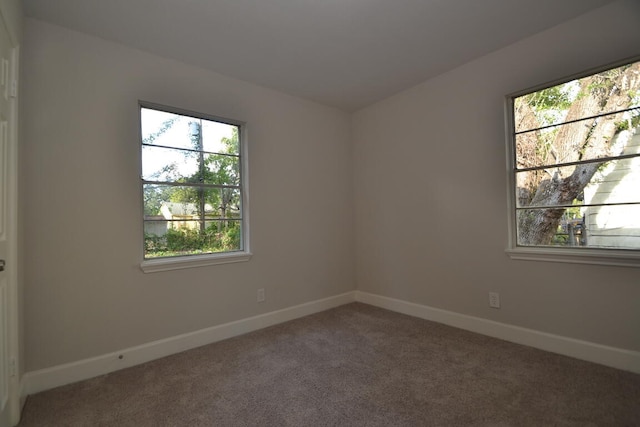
[489,292,500,309]
[257,288,265,303]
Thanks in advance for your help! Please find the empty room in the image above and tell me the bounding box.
[1,0,639,425]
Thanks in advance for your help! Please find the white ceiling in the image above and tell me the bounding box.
[23,0,616,111]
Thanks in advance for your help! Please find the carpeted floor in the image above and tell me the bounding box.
[18,303,640,426]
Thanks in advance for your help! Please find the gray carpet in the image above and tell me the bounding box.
[18,303,640,426]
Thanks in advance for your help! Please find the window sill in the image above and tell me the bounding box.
[506,247,640,268]
[140,251,252,273]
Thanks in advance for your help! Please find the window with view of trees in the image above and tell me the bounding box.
[509,58,640,255]
[141,104,246,260]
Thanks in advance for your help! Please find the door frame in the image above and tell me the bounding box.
[0,2,21,425]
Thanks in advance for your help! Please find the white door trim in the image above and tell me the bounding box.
[0,2,21,424]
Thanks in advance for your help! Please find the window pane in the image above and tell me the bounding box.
[517,204,640,249]
[220,188,242,218]
[142,145,199,182]
[144,219,242,258]
[514,61,640,133]
[141,108,200,150]
[141,110,240,154]
[143,184,175,217]
[583,204,640,249]
[515,120,639,167]
[142,146,240,186]
[203,154,240,186]
[143,184,241,219]
[143,183,204,217]
[515,156,640,208]
[202,120,240,154]
[208,219,242,252]
[517,208,589,248]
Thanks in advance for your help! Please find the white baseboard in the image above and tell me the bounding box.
[23,291,357,396]
[355,291,640,374]
[23,289,640,397]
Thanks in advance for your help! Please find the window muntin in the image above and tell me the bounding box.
[141,104,246,260]
[509,58,640,253]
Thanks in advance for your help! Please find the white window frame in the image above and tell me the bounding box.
[139,101,251,273]
[505,57,640,268]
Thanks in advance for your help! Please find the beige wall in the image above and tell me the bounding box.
[21,0,640,374]
[353,0,640,351]
[21,19,355,371]
[0,0,21,44]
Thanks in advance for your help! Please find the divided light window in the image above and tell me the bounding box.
[508,58,640,259]
[140,103,246,260]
